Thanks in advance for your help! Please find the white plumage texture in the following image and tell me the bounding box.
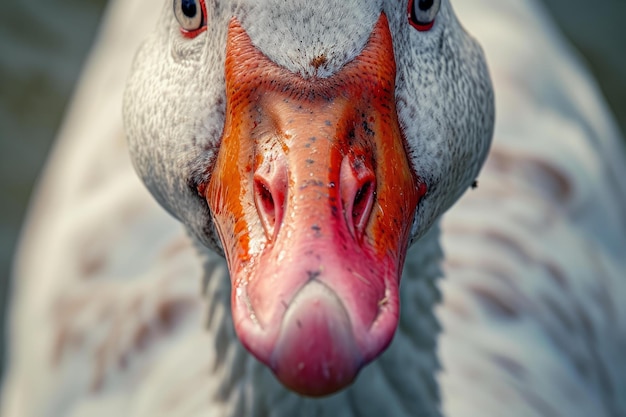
[2,0,625,416]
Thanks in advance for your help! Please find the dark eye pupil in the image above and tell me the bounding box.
[418,0,434,11]
[181,0,197,18]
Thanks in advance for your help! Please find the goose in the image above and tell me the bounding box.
[3,0,626,415]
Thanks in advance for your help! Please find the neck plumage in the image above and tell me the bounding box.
[198,223,444,417]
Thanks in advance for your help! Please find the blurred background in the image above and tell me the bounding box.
[0,0,625,378]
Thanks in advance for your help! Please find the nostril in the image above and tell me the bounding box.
[254,161,287,240]
[255,178,276,237]
[352,180,375,234]
[340,156,376,239]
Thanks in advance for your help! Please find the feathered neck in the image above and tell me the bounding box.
[197,223,444,417]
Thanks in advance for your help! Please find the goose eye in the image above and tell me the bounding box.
[174,0,206,36]
[408,0,441,31]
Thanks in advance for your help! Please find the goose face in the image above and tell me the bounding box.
[124,0,493,396]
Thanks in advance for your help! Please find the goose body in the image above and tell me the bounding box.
[2,0,626,416]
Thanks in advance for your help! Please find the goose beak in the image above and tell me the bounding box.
[203,13,427,396]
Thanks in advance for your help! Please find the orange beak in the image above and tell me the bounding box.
[202,13,427,396]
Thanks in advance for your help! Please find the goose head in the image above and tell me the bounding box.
[124,0,493,397]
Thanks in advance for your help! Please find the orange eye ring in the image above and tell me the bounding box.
[407,0,440,31]
[174,0,207,38]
